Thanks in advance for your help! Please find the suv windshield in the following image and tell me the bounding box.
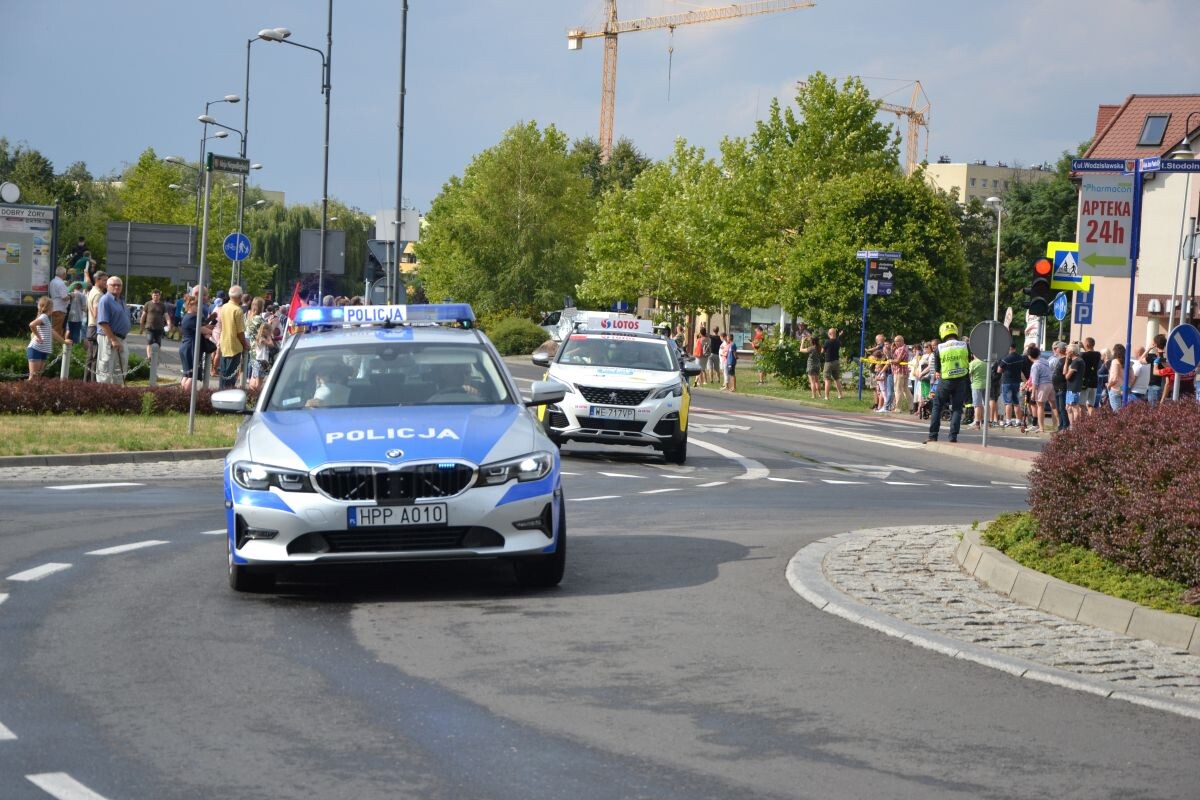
[557,335,675,371]
[266,342,512,410]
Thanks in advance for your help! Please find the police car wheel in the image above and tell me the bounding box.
[228,539,275,593]
[663,435,687,465]
[513,500,567,589]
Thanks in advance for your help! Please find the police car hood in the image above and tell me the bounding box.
[551,364,678,389]
[245,404,535,469]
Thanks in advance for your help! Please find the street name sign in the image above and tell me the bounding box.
[206,153,250,175]
[1166,323,1200,374]
[1077,174,1134,277]
[1071,158,1126,172]
[223,232,251,261]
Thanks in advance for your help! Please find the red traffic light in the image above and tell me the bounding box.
[1033,258,1052,276]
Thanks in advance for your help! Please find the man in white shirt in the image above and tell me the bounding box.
[1129,346,1152,402]
[48,266,70,337]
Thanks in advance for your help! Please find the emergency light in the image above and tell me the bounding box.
[294,303,475,327]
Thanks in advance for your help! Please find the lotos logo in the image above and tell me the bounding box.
[600,318,640,330]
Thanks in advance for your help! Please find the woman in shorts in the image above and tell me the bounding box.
[28,295,70,379]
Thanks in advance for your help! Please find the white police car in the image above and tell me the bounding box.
[212,303,568,592]
[531,316,701,463]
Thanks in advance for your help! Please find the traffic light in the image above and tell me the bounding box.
[1026,258,1053,316]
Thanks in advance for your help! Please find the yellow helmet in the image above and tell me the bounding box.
[939,321,959,339]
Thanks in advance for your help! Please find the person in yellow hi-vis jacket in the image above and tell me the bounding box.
[926,322,970,444]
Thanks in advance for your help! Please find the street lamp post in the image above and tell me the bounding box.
[983,196,1004,447]
[1167,112,1199,400]
[196,96,239,252]
[394,0,410,304]
[259,3,332,300]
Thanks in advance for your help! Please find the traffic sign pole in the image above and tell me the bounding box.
[858,255,870,401]
[1122,162,1146,404]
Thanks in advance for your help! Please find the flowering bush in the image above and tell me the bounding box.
[0,380,225,415]
[753,336,808,388]
[1028,400,1200,586]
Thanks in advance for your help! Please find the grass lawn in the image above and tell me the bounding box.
[0,412,239,456]
[983,512,1200,618]
[691,372,880,414]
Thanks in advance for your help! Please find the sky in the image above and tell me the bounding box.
[6,0,1200,220]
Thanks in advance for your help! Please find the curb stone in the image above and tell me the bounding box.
[922,441,1032,475]
[955,528,1200,654]
[786,528,1200,721]
[0,448,228,469]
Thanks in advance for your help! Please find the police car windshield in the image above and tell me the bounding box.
[558,335,675,371]
[265,342,511,410]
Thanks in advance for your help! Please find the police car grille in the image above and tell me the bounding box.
[314,464,475,501]
[576,385,649,406]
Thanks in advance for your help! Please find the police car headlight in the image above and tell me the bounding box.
[651,382,683,400]
[232,461,313,492]
[478,451,553,486]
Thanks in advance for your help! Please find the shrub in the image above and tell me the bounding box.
[0,379,226,415]
[753,336,808,388]
[487,317,549,356]
[0,344,144,381]
[1028,400,1200,586]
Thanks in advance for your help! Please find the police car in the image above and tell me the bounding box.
[211,303,568,592]
[531,314,701,463]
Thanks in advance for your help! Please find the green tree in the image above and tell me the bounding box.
[580,139,722,316]
[783,168,969,344]
[415,121,594,318]
[571,136,652,198]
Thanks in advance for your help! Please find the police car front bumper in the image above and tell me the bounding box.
[225,470,562,567]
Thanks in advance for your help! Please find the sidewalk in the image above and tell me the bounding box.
[788,525,1200,720]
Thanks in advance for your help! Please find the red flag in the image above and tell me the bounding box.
[286,282,303,322]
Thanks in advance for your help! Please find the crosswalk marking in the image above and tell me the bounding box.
[26,773,111,800]
[7,563,71,582]
[86,540,169,556]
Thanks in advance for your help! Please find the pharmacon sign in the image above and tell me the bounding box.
[1077,174,1133,277]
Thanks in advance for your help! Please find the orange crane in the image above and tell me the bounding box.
[569,0,816,162]
[796,78,930,175]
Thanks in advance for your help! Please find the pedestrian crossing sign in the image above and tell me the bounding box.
[1044,241,1091,291]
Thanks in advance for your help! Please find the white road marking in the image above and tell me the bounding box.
[768,477,808,483]
[0,719,16,740]
[199,528,226,536]
[1008,485,1028,490]
[86,540,169,556]
[695,481,727,488]
[822,479,867,485]
[659,474,698,480]
[688,423,753,434]
[991,481,1028,489]
[46,482,143,491]
[8,563,71,582]
[0,592,7,606]
[735,413,923,450]
[599,472,641,479]
[560,471,581,476]
[689,411,737,419]
[26,773,111,800]
[568,495,621,502]
[688,438,770,480]
[945,483,989,488]
[639,488,682,494]
[885,481,928,486]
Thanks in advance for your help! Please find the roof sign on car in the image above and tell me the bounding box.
[294,303,476,328]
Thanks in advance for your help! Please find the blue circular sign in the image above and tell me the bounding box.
[1052,292,1069,321]
[1166,323,1200,375]
[223,232,251,261]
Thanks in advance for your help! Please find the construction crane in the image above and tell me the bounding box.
[796,78,930,175]
[569,1,816,162]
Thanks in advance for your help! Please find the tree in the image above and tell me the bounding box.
[783,168,969,344]
[571,136,652,198]
[415,122,594,318]
[715,72,902,308]
[580,139,722,317]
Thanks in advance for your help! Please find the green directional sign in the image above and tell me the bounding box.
[1083,253,1126,268]
[206,153,250,175]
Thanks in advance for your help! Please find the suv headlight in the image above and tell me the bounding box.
[478,452,554,486]
[651,382,683,400]
[232,461,314,492]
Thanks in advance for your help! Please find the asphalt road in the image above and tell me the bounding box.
[0,368,1193,799]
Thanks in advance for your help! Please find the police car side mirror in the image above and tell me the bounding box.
[531,351,551,368]
[525,380,565,407]
[212,389,252,415]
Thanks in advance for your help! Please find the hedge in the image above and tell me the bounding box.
[487,317,549,356]
[1028,400,1200,587]
[0,379,229,415]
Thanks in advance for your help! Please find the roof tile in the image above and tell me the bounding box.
[1085,95,1200,159]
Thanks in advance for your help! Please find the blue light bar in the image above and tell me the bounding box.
[293,303,475,327]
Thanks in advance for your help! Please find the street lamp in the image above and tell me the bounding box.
[1167,112,1199,400]
[985,196,1003,320]
[259,3,333,299]
[982,196,1004,446]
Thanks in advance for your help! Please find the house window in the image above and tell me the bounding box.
[1004,181,1010,189]
[969,177,976,187]
[993,179,999,188]
[1138,114,1170,146]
